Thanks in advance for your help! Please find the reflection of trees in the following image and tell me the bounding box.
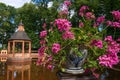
[15,42,22,53]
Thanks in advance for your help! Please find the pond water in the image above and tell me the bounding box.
[0,59,120,80]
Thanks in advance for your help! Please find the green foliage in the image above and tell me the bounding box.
[0,3,16,48]
[32,0,52,7]
[71,47,83,57]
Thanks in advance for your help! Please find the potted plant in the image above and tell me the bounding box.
[37,0,120,78]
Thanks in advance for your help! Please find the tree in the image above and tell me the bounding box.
[32,0,52,7]
[0,3,16,48]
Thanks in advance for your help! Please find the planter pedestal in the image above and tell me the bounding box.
[57,70,97,80]
[63,67,84,74]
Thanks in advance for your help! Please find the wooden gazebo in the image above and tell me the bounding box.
[7,22,31,62]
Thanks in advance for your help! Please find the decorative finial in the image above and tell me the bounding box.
[18,19,24,31]
[19,19,24,26]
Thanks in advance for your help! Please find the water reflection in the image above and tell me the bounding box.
[0,62,6,80]
[0,60,120,80]
[30,60,58,80]
[0,62,6,76]
[0,60,58,80]
[7,62,30,80]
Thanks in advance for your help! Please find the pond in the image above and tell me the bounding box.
[0,59,120,80]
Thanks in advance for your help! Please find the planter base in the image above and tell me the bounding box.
[57,70,97,80]
[63,67,84,74]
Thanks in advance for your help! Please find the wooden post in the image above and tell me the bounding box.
[29,41,31,56]
[22,41,25,57]
[8,42,10,54]
[13,41,15,57]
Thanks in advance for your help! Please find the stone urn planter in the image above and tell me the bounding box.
[61,46,88,74]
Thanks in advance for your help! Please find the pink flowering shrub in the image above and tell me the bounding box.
[37,18,75,69]
[37,3,120,72]
[75,5,120,70]
[74,5,120,71]
[98,36,120,68]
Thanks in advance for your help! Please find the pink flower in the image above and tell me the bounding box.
[96,16,105,24]
[79,22,84,27]
[54,19,72,32]
[111,10,120,20]
[52,43,61,54]
[36,59,42,65]
[40,40,46,45]
[79,5,89,12]
[47,65,53,70]
[107,40,120,54]
[98,37,120,68]
[85,12,95,20]
[112,22,120,28]
[42,23,47,29]
[59,9,69,16]
[40,30,47,38]
[50,22,53,25]
[104,36,113,42]
[98,53,119,68]
[91,40,103,48]
[106,20,112,26]
[93,23,99,27]
[64,0,71,7]
[106,21,120,28]
[47,55,53,62]
[79,6,89,17]
[38,46,46,56]
[79,12,84,16]
[90,68,100,79]
[62,31,75,40]
[117,38,120,42]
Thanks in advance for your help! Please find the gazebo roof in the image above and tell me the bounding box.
[9,21,31,41]
[9,31,31,41]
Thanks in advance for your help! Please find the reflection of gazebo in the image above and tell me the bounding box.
[7,62,31,80]
[7,22,31,62]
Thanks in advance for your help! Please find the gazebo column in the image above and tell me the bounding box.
[22,41,25,57]
[8,42,10,54]
[12,41,15,57]
[29,42,31,56]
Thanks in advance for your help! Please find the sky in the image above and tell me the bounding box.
[0,0,31,8]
